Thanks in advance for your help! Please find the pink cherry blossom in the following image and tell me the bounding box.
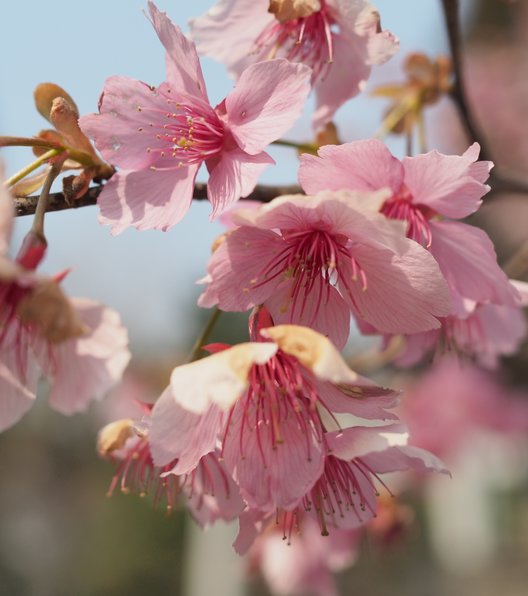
[79,2,311,234]
[403,356,528,460]
[299,140,518,314]
[0,170,130,432]
[190,0,398,129]
[248,513,360,596]
[98,409,244,524]
[198,190,451,348]
[393,299,527,369]
[149,316,399,513]
[233,422,446,551]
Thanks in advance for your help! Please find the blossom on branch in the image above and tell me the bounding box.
[148,314,433,516]
[190,0,398,129]
[80,1,311,234]
[0,170,130,432]
[198,190,451,348]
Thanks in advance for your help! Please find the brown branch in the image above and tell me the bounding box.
[13,181,302,217]
[441,0,492,161]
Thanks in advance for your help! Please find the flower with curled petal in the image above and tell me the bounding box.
[80,1,311,234]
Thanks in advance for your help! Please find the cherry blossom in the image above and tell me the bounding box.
[199,190,451,348]
[190,0,398,129]
[149,316,399,512]
[98,411,244,524]
[79,1,311,234]
[0,170,130,432]
[299,140,517,314]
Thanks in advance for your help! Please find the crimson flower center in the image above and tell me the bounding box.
[251,229,368,324]
[381,191,433,247]
[222,351,329,465]
[254,3,334,81]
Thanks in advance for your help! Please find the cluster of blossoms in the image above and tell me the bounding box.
[3,0,527,594]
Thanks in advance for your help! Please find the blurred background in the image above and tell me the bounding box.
[1,0,528,594]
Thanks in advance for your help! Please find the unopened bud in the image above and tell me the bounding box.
[34,83,79,122]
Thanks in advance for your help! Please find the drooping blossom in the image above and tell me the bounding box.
[0,170,130,432]
[97,411,244,525]
[299,140,518,314]
[247,513,360,596]
[232,422,445,553]
[393,298,527,369]
[79,1,311,234]
[149,314,401,513]
[198,190,451,349]
[190,0,399,129]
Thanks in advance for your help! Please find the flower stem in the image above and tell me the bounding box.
[5,149,62,188]
[0,136,62,149]
[31,156,66,239]
[375,95,418,140]
[272,139,316,153]
[187,308,223,362]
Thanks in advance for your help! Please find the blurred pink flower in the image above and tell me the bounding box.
[80,2,311,234]
[403,356,528,460]
[190,0,398,129]
[394,299,527,369]
[248,513,360,596]
[198,190,450,348]
[98,406,244,525]
[0,170,130,432]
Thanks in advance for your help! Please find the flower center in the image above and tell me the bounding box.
[222,350,324,465]
[249,229,368,324]
[142,93,225,169]
[253,1,334,81]
[381,187,434,247]
[302,455,388,535]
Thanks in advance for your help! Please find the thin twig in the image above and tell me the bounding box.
[13,181,302,217]
[441,0,492,161]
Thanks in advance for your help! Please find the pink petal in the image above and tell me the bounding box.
[223,404,325,511]
[0,165,14,255]
[150,386,225,472]
[198,225,283,310]
[147,1,208,100]
[183,451,245,526]
[361,445,448,475]
[97,165,198,234]
[429,220,519,309]
[189,0,270,78]
[299,140,403,196]
[206,149,274,218]
[312,33,370,130]
[225,59,311,155]
[0,344,38,432]
[34,299,130,415]
[233,508,269,555]
[402,143,492,218]
[315,379,399,420]
[473,303,527,364]
[393,329,439,367]
[79,76,169,170]
[265,280,351,350]
[170,342,278,413]
[345,239,451,334]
